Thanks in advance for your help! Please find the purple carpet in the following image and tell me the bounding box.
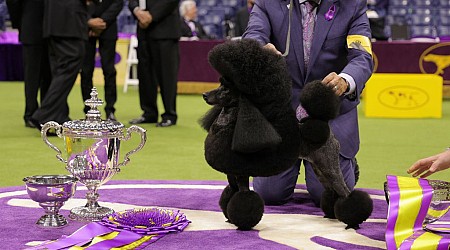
[0,180,388,249]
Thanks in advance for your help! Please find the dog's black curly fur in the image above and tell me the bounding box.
[201,40,301,178]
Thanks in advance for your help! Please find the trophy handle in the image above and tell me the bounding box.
[41,121,66,164]
[117,125,147,167]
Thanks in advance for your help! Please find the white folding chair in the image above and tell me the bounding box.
[123,35,139,93]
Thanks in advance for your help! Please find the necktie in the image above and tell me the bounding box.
[188,21,197,36]
[302,2,316,69]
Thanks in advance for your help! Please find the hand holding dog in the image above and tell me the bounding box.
[322,72,348,96]
[407,149,450,178]
[263,43,282,56]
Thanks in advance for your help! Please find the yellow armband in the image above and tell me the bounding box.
[347,35,372,57]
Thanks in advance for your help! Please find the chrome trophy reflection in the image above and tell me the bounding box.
[23,175,78,227]
[41,87,147,221]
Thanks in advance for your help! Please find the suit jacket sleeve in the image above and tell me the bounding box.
[242,0,271,45]
[148,0,179,23]
[340,0,374,110]
[128,0,139,15]
[5,0,21,29]
[100,0,123,26]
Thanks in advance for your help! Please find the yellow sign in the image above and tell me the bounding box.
[364,73,443,118]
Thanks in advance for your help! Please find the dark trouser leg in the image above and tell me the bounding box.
[80,37,97,113]
[136,38,158,120]
[252,159,301,205]
[151,39,179,122]
[32,37,85,124]
[99,38,117,116]
[23,43,50,121]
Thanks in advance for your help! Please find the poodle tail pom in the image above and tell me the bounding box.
[219,185,237,220]
[227,190,264,230]
[334,190,373,230]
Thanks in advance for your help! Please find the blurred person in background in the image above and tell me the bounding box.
[179,0,210,40]
[28,0,88,132]
[80,0,122,121]
[128,0,181,127]
[6,0,51,128]
[233,0,255,37]
[366,0,389,40]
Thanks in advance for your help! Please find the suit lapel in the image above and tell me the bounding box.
[306,0,339,78]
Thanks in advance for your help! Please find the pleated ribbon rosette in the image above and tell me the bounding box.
[25,207,191,250]
[386,175,450,250]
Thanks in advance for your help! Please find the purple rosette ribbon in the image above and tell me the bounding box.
[99,207,191,235]
[25,208,190,250]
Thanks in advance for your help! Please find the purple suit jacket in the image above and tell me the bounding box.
[243,0,373,158]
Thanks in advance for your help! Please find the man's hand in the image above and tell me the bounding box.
[134,9,152,29]
[88,18,106,30]
[263,43,282,56]
[322,72,348,96]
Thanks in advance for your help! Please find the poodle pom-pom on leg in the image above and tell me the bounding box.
[227,190,264,230]
[219,185,237,221]
[320,189,339,219]
[334,190,373,229]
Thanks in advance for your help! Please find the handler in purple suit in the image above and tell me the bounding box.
[243,0,374,206]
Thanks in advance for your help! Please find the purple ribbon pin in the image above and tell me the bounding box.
[325,4,335,21]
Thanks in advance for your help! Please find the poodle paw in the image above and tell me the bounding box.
[320,189,339,219]
[219,185,237,219]
[345,224,360,230]
[227,190,264,230]
[334,190,373,229]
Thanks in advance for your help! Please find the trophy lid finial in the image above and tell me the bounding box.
[85,87,103,121]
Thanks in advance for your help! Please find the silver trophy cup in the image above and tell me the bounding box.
[23,175,78,227]
[40,88,147,221]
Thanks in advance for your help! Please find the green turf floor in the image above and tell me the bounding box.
[1,81,450,189]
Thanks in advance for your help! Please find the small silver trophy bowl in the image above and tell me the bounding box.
[40,87,147,221]
[23,175,78,227]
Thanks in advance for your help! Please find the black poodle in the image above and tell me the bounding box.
[201,39,301,230]
[200,39,372,231]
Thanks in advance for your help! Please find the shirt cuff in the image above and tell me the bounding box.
[338,73,356,95]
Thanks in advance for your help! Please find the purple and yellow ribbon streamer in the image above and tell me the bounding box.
[386,175,450,250]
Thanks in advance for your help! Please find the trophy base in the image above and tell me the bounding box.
[69,206,114,221]
[36,214,68,228]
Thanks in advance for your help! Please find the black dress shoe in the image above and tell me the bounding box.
[28,118,42,131]
[129,116,157,124]
[156,119,175,127]
[107,113,117,121]
[25,120,36,128]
